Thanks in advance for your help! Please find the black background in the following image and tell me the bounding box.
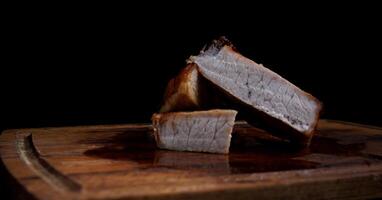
[2,4,382,133]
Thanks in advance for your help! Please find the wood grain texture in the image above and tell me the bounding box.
[1,120,382,199]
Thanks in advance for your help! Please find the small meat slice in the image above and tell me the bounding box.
[152,109,237,154]
[188,37,322,145]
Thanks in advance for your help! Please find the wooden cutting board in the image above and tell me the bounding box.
[1,120,382,199]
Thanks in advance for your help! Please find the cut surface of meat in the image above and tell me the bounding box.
[152,109,237,154]
[188,37,322,145]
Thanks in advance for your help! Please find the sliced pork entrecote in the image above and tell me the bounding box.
[152,109,237,154]
[188,37,322,145]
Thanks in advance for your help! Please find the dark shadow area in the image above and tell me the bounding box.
[2,6,382,133]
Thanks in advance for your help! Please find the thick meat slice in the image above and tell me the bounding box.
[152,109,237,154]
[188,37,322,145]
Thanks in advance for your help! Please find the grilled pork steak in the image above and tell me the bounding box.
[188,37,322,145]
[152,109,237,154]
